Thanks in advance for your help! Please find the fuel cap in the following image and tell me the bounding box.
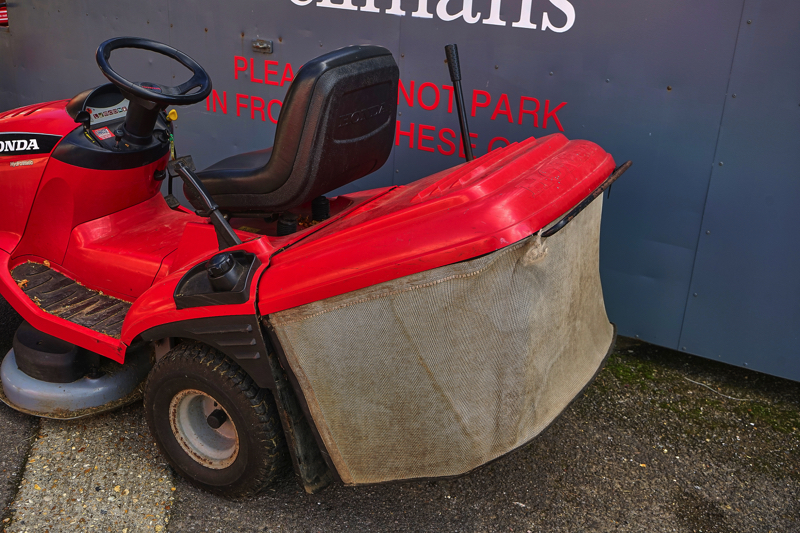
[207,252,234,278]
[207,252,245,292]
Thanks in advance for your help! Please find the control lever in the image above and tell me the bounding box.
[444,44,474,162]
[114,128,124,149]
[168,156,242,250]
[74,111,91,132]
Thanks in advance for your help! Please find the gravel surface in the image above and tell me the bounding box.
[5,405,175,532]
[0,284,797,533]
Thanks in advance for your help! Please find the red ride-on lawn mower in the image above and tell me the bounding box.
[0,37,629,497]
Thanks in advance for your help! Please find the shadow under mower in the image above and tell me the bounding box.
[0,37,630,497]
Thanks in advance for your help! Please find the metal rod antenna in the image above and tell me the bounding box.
[444,44,474,162]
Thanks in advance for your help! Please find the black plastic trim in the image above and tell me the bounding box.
[51,125,169,171]
[174,251,259,309]
[542,161,632,238]
[65,83,122,120]
[0,133,62,157]
[140,315,274,390]
[139,315,334,492]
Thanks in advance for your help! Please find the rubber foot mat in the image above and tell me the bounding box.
[10,262,131,339]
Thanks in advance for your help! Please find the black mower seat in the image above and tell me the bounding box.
[197,147,280,192]
[189,45,399,215]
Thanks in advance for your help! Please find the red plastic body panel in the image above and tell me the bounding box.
[118,194,385,345]
[12,157,166,266]
[0,251,126,362]
[62,194,198,300]
[0,156,49,252]
[0,101,78,252]
[119,236,274,346]
[257,134,615,315]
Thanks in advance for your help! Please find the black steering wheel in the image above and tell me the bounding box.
[96,37,212,107]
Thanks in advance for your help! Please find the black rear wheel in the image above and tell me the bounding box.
[143,341,288,498]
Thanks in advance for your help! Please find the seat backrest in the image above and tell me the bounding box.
[213,45,399,214]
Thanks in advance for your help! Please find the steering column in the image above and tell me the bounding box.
[96,37,212,145]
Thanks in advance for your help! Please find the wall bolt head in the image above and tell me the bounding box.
[732,93,737,98]
[706,230,711,235]
[549,71,554,76]
[719,161,724,166]
[693,293,698,297]
[747,19,752,24]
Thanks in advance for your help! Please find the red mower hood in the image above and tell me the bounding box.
[257,133,616,315]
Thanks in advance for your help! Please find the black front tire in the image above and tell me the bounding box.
[143,341,288,498]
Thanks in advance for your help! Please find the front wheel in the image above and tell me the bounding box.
[143,341,288,498]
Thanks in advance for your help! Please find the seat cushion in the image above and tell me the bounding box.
[192,147,285,195]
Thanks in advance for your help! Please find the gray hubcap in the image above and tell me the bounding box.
[169,389,239,469]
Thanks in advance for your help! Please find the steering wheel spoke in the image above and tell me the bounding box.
[160,86,181,96]
[175,76,204,96]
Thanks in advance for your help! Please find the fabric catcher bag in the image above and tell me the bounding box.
[270,196,613,485]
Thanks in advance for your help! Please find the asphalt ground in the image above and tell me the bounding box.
[0,295,797,532]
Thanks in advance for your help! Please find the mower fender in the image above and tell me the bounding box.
[120,234,277,388]
[137,314,275,390]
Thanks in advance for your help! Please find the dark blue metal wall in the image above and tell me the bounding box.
[678,1,800,378]
[0,1,797,379]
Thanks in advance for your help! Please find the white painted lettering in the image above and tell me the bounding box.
[541,0,574,32]
[412,0,434,18]
[437,0,481,23]
[361,0,380,12]
[385,0,405,15]
[14,140,28,151]
[512,0,537,29]
[28,139,39,151]
[317,0,357,10]
[482,0,506,26]
[288,0,576,32]
[362,0,405,15]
